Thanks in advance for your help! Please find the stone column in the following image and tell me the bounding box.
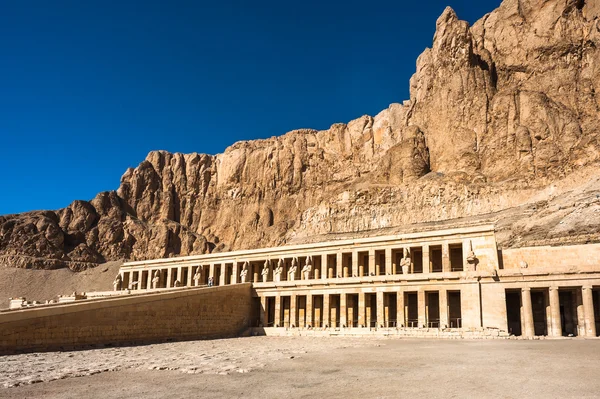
[232,263,239,284]
[166,268,173,288]
[439,289,448,328]
[209,264,215,282]
[340,293,347,328]
[260,296,267,327]
[385,248,392,275]
[582,286,597,337]
[358,292,365,327]
[336,252,343,278]
[306,295,313,327]
[219,265,226,286]
[422,245,429,274]
[253,263,259,283]
[442,242,450,273]
[368,249,375,276]
[418,290,426,328]
[521,288,535,338]
[176,266,182,287]
[290,294,297,328]
[323,294,330,328]
[146,270,153,290]
[576,288,586,336]
[376,291,384,328]
[396,290,405,327]
[321,254,328,280]
[549,287,562,337]
[352,251,359,277]
[186,266,193,287]
[274,295,282,327]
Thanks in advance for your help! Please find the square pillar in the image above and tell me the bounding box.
[396,290,405,327]
[340,293,347,328]
[442,243,450,273]
[146,270,153,290]
[368,249,375,276]
[321,254,328,280]
[260,296,267,326]
[418,290,426,328]
[336,252,343,278]
[582,286,597,337]
[323,294,330,328]
[219,265,226,286]
[439,288,448,328]
[352,251,359,277]
[576,288,586,336]
[186,266,193,287]
[166,268,173,288]
[232,263,239,284]
[549,287,562,337]
[376,291,384,328]
[385,248,392,275]
[274,295,282,327]
[358,292,365,327]
[306,295,313,327]
[290,294,297,328]
[422,245,430,274]
[521,288,535,338]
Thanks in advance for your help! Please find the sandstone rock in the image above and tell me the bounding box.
[1,0,600,271]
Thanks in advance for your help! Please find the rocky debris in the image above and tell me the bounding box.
[1,0,600,271]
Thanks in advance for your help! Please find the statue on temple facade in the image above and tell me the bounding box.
[240,261,249,283]
[275,259,284,282]
[174,279,181,287]
[302,256,312,280]
[113,274,122,291]
[193,268,202,286]
[151,270,160,289]
[289,257,298,281]
[466,240,478,271]
[400,248,411,275]
[261,260,270,282]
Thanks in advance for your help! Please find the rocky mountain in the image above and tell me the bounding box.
[2,0,600,271]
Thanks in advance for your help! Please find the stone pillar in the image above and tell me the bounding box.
[290,294,297,328]
[358,292,365,327]
[352,251,359,277]
[253,263,259,283]
[166,268,173,288]
[376,291,384,328]
[321,254,327,280]
[521,288,535,338]
[306,295,313,327]
[442,243,450,273]
[576,288,586,336]
[274,295,282,327]
[396,290,405,327]
[336,252,343,278]
[232,263,239,284]
[385,248,392,275]
[209,264,215,282]
[219,265,226,286]
[418,290,426,328]
[340,293,347,328]
[323,294,330,328]
[175,266,181,287]
[186,266,193,286]
[549,287,562,337]
[439,289,448,328]
[368,249,375,276]
[422,245,429,274]
[392,251,397,275]
[146,270,153,290]
[260,296,267,327]
[582,286,597,337]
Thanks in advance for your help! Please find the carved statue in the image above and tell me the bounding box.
[467,240,477,263]
[275,259,284,282]
[113,274,122,291]
[193,268,202,286]
[301,262,312,280]
[261,260,270,282]
[400,248,411,275]
[289,257,298,281]
[240,261,249,283]
[151,270,160,289]
[174,279,181,287]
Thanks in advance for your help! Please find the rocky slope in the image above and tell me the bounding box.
[2,0,600,271]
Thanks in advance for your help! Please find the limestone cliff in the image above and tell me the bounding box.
[2,0,600,271]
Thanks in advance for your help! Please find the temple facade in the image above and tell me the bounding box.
[117,225,600,338]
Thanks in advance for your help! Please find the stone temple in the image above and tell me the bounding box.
[3,223,598,354]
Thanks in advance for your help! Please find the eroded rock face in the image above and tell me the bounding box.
[2,0,600,270]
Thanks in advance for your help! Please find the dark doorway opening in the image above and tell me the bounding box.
[506,290,522,336]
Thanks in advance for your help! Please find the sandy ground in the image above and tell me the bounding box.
[0,262,121,309]
[1,337,599,399]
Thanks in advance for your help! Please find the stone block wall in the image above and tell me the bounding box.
[0,284,253,355]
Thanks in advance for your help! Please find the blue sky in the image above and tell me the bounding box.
[0,0,500,214]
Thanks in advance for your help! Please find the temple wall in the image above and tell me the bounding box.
[0,284,253,355]
[501,244,600,271]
